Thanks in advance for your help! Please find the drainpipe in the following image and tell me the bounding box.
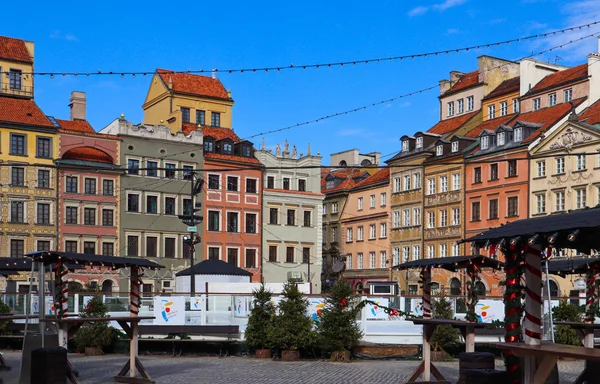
[55,163,60,250]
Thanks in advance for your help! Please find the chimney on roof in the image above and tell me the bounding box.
[69,91,86,121]
[439,79,451,95]
[588,37,600,104]
[449,71,465,87]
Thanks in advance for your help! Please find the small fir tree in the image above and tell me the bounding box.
[316,280,362,361]
[553,299,583,346]
[271,281,314,351]
[75,295,112,351]
[430,294,459,353]
[245,285,275,350]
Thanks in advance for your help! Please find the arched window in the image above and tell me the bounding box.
[430,282,440,295]
[355,282,363,293]
[474,281,486,297]
[339,160,347,167]
[101,280,113,293]
[360,159,372,167]
[545,280,559,298]
[450,278,461,296]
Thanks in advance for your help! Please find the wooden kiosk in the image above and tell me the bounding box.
[463,207,600,383]
[394,255,504,383]
[25,251,162,384]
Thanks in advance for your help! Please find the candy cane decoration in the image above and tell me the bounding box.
[130,267,140,316]
[586,266,598,323]
[523,244,542,345]
[420,267,431,319]
[54,262,69,318]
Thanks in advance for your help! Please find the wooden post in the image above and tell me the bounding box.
[523,244,543,383]
[421,267,432,381]
[465,325,475,353]
[129,267,139,378]
[423,324,431,381]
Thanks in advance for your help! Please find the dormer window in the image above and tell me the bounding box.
[451,141,459,153]
[436,145,443,156]
[402,140,409,152]
[204,139,214,153]
[481,136,489,150]
[416,137,423,149]
[223,142,233,154]
[514,127,522,142]
[497,132,505,146]
[242,146,252,157]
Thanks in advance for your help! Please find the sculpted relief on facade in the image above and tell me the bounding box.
[548,127,593,152]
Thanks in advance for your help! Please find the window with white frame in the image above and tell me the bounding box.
[513,98,520,113]
[357,197,363,210]
[555,191,565,211]
[467,96,474,111]
[452,173,460,190]
[370,194,376,208]
[452,243,460,256]
[440,244,447,258]
[393,211,400,227]
[457,99,464,114]
[380,251,387,268]
[394,177,401,193]
[447,101,455,117]
[452,207,460,226]
[402,246,410,263]
[403,175,411,191]
[536,194,546,214]
[488,105,496,119]
[393,247,400,265]
[427,245,435,259]
[576,188,587,209]
[537,161,546,177]
[416,137,423,149]
[533,98,541,111]
[357,226,364,241]
[497,132,505,146]
[414,172,421,188]
[413,207,421,225]
[556,157,565,174]
[427,211,435,229]
[452,141,459,153]
[346,228,353,242]
[380,223,387,238]
[369,252,376,269]
[358,253,364,269]
[413,245,421,260]
[514,127,522,142]
[549,93,557,107]
[402,140,409,152]
[403,209,411,227]
[440,176,448,193]
[564,88,573,103]
[500,101,508,116]
[380,192,387,206]
[481,136,489,150]
[369,224,376,239]
[332,202,338,213]
[428,179,435,195]
[436,145,443,156]
[440,209,448,227]
[576,154,586,171]
[347,255,352,269]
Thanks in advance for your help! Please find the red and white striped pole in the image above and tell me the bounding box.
[421,267,432,319]
[54,262,69,348]
[130,267,140,316]
[523,244,543,383]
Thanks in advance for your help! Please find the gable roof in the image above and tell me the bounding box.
[0,36,32,63]
[526,64,588,96]
[175,259,252,277]
[427,110,479,135]
[156,69,231,101]
[577,99,600,125]
[465,114,518,138]
[0,96,54,128]
[56,119,121,140]
[443,70,481,96]
[352,168,389,189]
[322,168,365,194]
[483,77,520,100]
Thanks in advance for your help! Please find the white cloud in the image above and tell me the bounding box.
[446,28,460,34]
[49,30,79,42]
[65,34,79,42]
[408,0,467,16]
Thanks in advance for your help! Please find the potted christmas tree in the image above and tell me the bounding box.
[245,285,276,358]
[75,295,112,356]
[271,281,314,361]
[316,280,362,361]
[430,293,459,360]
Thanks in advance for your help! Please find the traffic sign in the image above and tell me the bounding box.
[187,226,198,232]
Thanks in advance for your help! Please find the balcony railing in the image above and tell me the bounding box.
[0,83,33,98]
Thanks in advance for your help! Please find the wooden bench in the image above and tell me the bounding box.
[496,342,600,384]
[137,325,240,357]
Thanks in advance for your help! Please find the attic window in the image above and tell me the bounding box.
[223,143,233,154]
[481,136,489,150]
[242,145,251,157]
[402,140,409,152]
[514,127,523,142]
[416,137,423,149]
[497,132,505,146]
[451,141,459,153]
[436,145,443,156]
[204,140,214,153]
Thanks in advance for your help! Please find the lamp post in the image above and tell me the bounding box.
[178,172,204,297]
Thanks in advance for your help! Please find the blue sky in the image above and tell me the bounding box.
[4,0,600,163]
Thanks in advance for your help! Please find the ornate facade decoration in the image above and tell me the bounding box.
[549,127,593,151]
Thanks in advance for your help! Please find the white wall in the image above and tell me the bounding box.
[175,274,251,293]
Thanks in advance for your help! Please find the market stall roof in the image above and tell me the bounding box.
[547,257,600,277]
[0,257,83,272]
[25,252,163,270]
[176,259,252,277]
[392,255,504,272]
[461,207,600,253]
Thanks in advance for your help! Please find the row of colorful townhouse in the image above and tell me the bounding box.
[0,35,324,294]
[322,40,600,298]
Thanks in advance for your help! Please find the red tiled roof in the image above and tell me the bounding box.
[324,178,356,194]
[446,70,480,95]
[0,96,53,127]
[428,111,479,135]
[322,168,365,194]
[527,64,588,95]
[156,69,231,100]
[56,119,94,133]
[578,99,600,125]
[63,147,114,163]
[465,114,518,138]
[183,123,260,164]
[483,77,520,100]
[512,97,586,142]
[0,36,32,63]
[265,188,323,197]
[352,168,389,189]
[204,152,262,165]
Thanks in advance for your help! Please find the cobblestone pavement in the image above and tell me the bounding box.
[0,351,586,383]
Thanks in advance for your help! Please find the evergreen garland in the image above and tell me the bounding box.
[465,263,481,322]
[585,266,599,323]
